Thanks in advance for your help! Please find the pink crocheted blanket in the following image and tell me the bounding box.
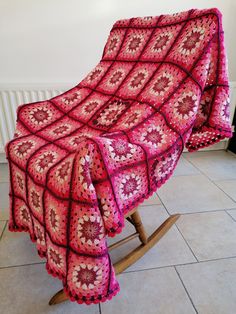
[6,8,232,304]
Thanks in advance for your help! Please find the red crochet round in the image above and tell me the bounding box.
[6,7,232,304]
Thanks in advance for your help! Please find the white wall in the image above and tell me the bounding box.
[0,0,236,86]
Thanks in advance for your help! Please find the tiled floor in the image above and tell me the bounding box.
[0,150,236,314]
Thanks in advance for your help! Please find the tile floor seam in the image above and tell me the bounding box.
[155,192,200,263]
[0,252,235,272]
[154,192,171,216]
[90,255,236,275]
[124,261,199,275]
[196,254,236,263]
[214,178,236,182]
[173,222,199,262]
[0,262,46,270]
[99,303,102,314]
[138,203,161,208]
[212,182,236,204]
[174,266,199,314]
[176,208,236,215]
[151,203,236,216]
[181,154,236,204]
[0,220,7,240]
[173,173,202,177]
[204,182,236,205]
[224,209,236,222]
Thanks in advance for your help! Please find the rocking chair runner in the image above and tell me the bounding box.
[49,208,180,305]
[6,7,232,305]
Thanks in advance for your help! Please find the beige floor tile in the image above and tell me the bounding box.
[0,208,9,220]
[101,267,196,314]
[227,209,236,221]
[0,182,10,209]
[173,157,200,176]
[0,225,42,267]
[0,163,9,182]
[0,263,99,314]
[157,175,235,214]
[0,220,6,238]
[108,205,196,271]
[183,151,236,180]
[176,258,236,314]
[176,211,236,261]
[142,192,161,206]
[214,180,236,202]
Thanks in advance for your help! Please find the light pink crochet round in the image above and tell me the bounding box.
[6,7,232,304]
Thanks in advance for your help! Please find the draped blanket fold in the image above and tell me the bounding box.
[6,8,232,304]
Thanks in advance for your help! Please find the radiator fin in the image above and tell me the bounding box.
[0,89,64,152]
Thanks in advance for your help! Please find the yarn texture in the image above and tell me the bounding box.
[6,8,232,304]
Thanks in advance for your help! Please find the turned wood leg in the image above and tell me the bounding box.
[130,210,148,244]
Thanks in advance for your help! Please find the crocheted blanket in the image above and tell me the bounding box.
[6,8,232,304]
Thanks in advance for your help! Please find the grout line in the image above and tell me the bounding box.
[212,182,236,204]
[196,255,236,263]
[214,177,236,182]
[181,153,236,204]
[174,266,199,314]
[0,216,9,220]
[155,193,171,216]
[170,208,236,216]
[0,220,7,240]
[0,261,46,270]
[123,255,236,275]
[0,243,236,274]
[173,223,199,262]
[139,203,162,208]
[172,173,201,177]
[154,192,199,262]
[99,303,102,314]
[225,209,236,222]
[124,262,198,274]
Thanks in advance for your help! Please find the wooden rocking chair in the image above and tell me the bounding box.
[49,207,180,305]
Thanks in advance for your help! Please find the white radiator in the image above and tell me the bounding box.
[0,85,66,154]
[0,82,236,156]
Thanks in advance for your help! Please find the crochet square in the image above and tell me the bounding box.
[97,61,134,94]
[69,92,111,122]
[138,62,185,107]
[117,62,157,98]
[27,143,68,185]
[45,190,69,246]
[103,28,127,60]
[27,177,44,224]
[18,101,63,131]
[69,202,107,255]
[118,28,153,61]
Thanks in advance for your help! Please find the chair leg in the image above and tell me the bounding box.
[130,210,148,244]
